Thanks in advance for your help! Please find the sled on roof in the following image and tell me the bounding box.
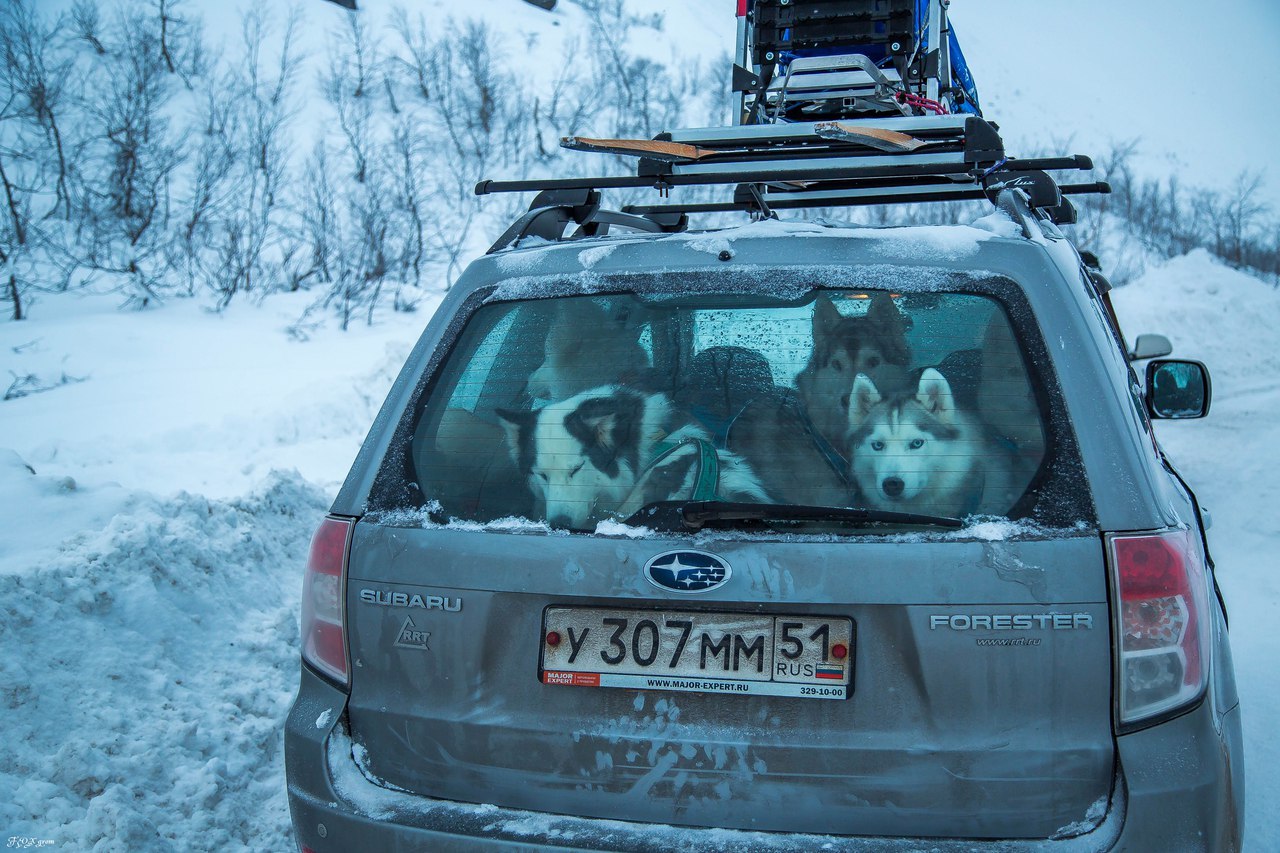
[733,0,981,123]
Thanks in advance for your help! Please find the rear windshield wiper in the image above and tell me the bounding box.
[623,500,964,531]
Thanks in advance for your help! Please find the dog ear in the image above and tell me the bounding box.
[916,368,957,423]
[495,408,536,462]
[578,409,619,450]
[812,294,843,339]
[495,407,539,478]
[848,373,882,426]
[866,291,912,364]
[563,393,642,477]
[865,291,898,324]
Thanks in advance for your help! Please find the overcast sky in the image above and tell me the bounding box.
[952,0,1280,204]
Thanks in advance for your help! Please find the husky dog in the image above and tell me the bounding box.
[845,368,1019,518]
[794,292,912,449]
[498,386,769,529]
[526,299,651,402]
[727,292,911,506]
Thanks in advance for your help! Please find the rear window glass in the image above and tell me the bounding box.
[379,272,1091,533]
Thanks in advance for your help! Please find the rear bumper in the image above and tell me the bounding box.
[286,667,1242,853]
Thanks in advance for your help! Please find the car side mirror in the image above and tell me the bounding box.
[1129,333,1173,361]
[1146,359,1211,419]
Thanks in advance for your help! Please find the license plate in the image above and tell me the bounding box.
[540,607,854,700]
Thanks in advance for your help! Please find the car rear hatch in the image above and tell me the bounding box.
[339,268,1116,838]
[343,524,1114,839]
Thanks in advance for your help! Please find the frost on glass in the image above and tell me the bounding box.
[402,278,1062,532]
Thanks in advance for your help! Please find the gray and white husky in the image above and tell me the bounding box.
[498,386,770,529]
[728,292,912,507]
[845,368,1019,519]
[794,292,912,449]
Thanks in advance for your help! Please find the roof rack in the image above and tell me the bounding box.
[475,2,1109,252]
[475,115,1110,251]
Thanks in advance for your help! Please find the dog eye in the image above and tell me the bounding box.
[830,357,845,371]
[909,438,925,450]
[871,440,885,451]
[567,462,585,479]
[536,472,550,482]
[866,355,882,368]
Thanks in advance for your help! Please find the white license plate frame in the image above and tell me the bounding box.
[539,606,854,700]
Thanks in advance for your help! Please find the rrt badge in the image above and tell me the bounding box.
[394,616,431,650]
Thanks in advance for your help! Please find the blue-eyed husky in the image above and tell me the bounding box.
[845,368,1019,518]
[498,386,770,529]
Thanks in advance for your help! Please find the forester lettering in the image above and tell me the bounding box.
[928,613,1093,630]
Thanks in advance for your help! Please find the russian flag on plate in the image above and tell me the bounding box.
[815,665,844,680]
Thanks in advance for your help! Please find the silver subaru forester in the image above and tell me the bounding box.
[284,188,1243,851]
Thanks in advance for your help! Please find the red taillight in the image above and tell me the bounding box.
[1110,529,1210,725]
[738,0,749,17]
[301,516,353,687]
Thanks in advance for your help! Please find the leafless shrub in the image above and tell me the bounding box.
[0,0,80,318]
[4,369,88,401]
[1071,143,1279,284]
[5,0,1276,325]
[206,7,303,308]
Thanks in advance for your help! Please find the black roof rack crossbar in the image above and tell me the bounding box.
[480,111,1109,242]
[622,181,1109,221]
[474,154,1092,198]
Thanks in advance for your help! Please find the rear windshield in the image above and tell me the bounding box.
[374,270,1092,533]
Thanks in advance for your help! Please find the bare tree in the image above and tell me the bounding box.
[208,6,303,307]
[0,156,28,319]
[389,7,434,104]
[1,0,74,219]
[300,10,400,324]
[169,71,237,295]
[389,115,428,292]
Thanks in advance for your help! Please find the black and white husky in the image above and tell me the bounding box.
[498,387,770,529]
[845,368,1019,518]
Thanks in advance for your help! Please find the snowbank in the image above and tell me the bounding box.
[1111,249,1280,387]
[0,470,327,852]
[0,286,435,849]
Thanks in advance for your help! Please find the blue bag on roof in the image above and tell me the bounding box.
[747,0,981,115]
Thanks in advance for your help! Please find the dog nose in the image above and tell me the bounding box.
[882,477,905,498]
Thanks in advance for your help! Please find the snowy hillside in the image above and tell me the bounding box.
[2,1,1278,850]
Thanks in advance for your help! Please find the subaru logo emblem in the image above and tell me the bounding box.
[644,550,732,594]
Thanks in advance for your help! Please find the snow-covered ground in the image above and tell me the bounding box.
[1,249,1276,850]
[0,292,442,851]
